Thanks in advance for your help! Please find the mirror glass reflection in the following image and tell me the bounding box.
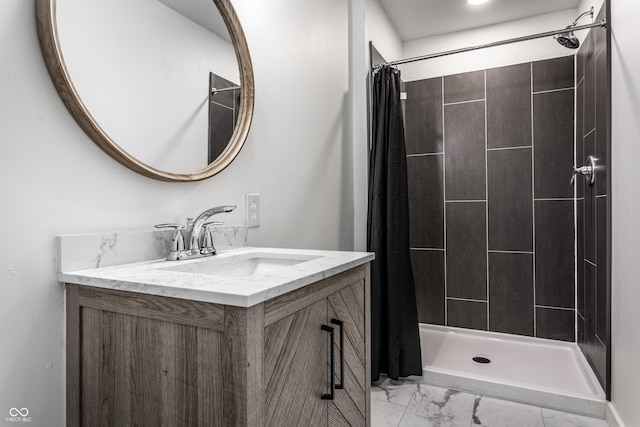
[57,0,240,174]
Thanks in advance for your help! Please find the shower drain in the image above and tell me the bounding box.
[472,356,491,364]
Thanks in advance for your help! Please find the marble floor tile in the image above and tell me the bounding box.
[473,396,544,427]
[371,400,408,427]
[398,384,475,427]
[541,408,609,427]
[371,378,419,406]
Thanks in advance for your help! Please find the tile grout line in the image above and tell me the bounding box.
[574,52,579,346]
[442,76,448,327]
[407,152,442,157]
[448,296,487,304]
[533,87,574,95]
[395,384,418,427]
[535,197,575,201]
[531,62,538,338]
[484,69,490,332]
[488,249,534,254]
[443,98,485,106]
[536,304,576,311]
[486,145,531,152]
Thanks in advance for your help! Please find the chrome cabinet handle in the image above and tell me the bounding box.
[331,319,344,390]
[571,155,596,185]
[321,324,335,400]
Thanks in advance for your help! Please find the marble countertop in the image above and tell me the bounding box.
[58,247,374,307]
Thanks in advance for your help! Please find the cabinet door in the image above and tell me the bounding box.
[79,307,225,427]
[327,281,366,426]
[264,299,329,427]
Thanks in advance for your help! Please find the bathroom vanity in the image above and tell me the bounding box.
[59,244,373,427]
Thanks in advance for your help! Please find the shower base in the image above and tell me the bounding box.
[418,324,606,418]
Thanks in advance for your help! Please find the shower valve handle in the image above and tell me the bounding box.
[570,155,596,185]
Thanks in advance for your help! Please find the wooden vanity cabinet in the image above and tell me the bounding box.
[65,264,370,427]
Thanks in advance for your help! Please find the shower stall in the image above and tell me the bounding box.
[368,2,610,418]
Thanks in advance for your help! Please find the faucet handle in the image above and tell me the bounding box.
[203,221,224,228]
[154,223,186,252]
[200,222,224,255]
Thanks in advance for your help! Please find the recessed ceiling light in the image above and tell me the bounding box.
[468,0,489,5]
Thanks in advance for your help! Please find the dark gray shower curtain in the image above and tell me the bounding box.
[367,65,422,381]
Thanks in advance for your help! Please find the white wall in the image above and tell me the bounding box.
[610,0,640,424]
[364,0,403,63]
[579,0,607,23]
[0,0,351,424]
[349,0,369,252]
[400,10,580,81]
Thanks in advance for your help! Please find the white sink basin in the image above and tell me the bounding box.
[158,252,320,277]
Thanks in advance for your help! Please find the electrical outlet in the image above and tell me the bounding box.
[246,193,260,228]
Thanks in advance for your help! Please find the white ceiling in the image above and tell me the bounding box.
[378,0,581,41]
[158,0,231,42]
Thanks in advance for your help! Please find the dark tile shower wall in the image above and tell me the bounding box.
[406,56,576,341]
[208,72,240,163]
[576,5,608,391]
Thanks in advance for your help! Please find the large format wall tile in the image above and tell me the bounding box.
[595,51,608,197]
[446,202,487,300]
[486,63,532,148]
[443,70,485,104]
[208,102,235,163]
[488,252,534,336]
[584,131,597,264]
[532,56,574,92]
[447,299,487,331]
[535,200,575,309]
[411,250,445,325]
[407,155,444,249]
[594,7,607,56]
[536,307,575,342]
[596,196,607,341]
[576,80,585,199]
[577,199,585,315]
[584,32,596,134]
[444,102,486,201]
[487,148,533,252]
[404,56,581,346]
[533,90,575,199]
[577,38,586,84]
[581,261,596,359]
[405,78,443,154]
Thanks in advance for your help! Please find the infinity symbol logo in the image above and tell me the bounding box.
[9,408,29,417]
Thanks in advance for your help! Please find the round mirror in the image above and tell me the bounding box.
[36,0,254,182]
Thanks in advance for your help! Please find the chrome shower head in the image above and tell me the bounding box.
[555,7,594,50]
[555,27,580,49]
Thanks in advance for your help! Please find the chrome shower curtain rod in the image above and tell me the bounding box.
[211,86,240,95]
[373,19,606,69]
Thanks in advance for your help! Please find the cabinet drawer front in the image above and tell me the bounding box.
[264,266,366,326]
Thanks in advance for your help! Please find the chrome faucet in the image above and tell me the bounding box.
[155,205,235,261]
[188,205,236,252]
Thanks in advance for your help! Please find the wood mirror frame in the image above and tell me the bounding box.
[35,0,254,182]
